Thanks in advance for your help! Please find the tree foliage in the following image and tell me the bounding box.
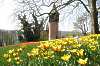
[18,15,34,41]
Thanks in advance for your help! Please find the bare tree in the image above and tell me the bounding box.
[41,0,100,34]
[73,13,89,35]
[87,0,99,34]
[16,0,100,34]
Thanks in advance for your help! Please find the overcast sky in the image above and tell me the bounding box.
[0,0,17,30]
[0,0,99,31]
[0,0,75,31]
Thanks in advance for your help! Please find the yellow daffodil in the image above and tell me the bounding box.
[52,45,61,52]
[77,58,88,65]
[8,49,14,54]
[17,48,23,52]
[16,59,22,64]
[72,44,81,48]
[44,55,54,59]
[16,61,20,64]
[90,46,96,51]
[77,49,84,56]
[47,51,54,55]
[16,60,22,64]
[4,54,9,58]
[39,44,49,49]
[15,57,20,61]
[44,57,48,59]
[27,53,31,56]
[27,53,33,57]
[20,59,23,62]
[27,53,35,59]
[70,49,77,53]
[13,53,18,57]
[27,48,39,58]
[61,54,71,61]
[31,48,39,55]
[61,49,65,52]
[7,58,11,62]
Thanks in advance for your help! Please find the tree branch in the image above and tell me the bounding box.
[97,7,100,11]
[78,0,90,14]
[40,0,59,7]
[32,13,38,25]
[56,0,75,11]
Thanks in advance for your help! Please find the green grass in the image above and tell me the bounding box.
[0,45,36,66]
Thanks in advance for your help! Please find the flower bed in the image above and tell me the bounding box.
[16,41,40,46]
[0,34,100,66]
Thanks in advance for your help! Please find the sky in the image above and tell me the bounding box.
[0,0,93,31]
[0,0,77,31]
[0,0,17,30]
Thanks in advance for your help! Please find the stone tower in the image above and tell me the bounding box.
[49,4,59,40]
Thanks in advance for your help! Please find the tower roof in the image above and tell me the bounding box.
[50,4,59,14]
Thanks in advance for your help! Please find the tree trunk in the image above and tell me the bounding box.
[89,0,99,34]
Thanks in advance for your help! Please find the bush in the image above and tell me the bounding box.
[0,34,100,66]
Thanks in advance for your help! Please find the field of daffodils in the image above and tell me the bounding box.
[0,34,100,66]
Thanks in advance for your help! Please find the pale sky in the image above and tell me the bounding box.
[0,0,86,31]
[0,0,17,30]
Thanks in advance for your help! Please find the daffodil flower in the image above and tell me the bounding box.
[7,58,11,62]
[76,49,84,56]
[17,48,23,52]
[4,54,9,58]
[8,49,14,54]
[52,45,61,52]
[16,61,20,64]
[15,57,20,61]
[61,54,71,61]
[77,58,88,65]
